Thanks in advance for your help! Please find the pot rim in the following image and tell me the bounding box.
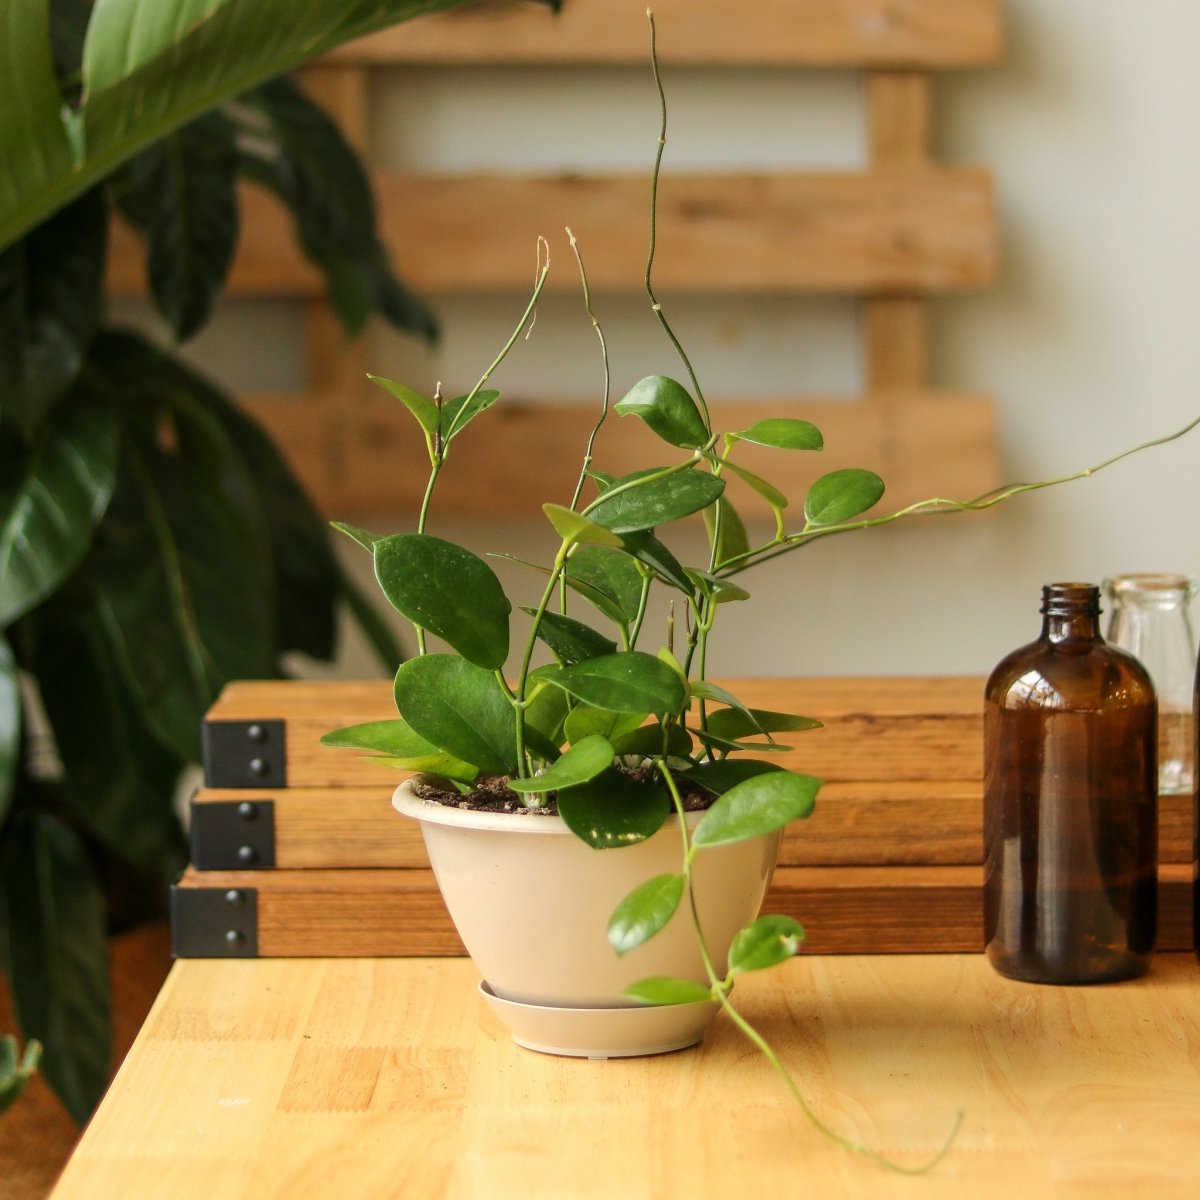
[393,774,704,836]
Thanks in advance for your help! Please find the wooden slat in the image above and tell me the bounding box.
[106,168,996,299]
[172,863,1194,957]
[240,389,999,517]
[329,0,1002,68]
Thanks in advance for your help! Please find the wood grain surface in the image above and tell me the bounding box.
[51,952,1200,1199]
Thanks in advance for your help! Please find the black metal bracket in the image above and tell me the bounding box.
[171,885,259,958]
[202,719,286,788]
[190,797,277,869]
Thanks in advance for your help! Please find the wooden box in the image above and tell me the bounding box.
[172,678,1194,957]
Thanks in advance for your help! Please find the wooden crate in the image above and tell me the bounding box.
[173,678,1196,957]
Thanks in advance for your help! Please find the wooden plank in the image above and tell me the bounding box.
[241,390,999,517]
[106,169,997,299]
[171,863,1194,957]
[328,0,1003,68]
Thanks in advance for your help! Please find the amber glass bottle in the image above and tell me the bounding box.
[984,582,1157,983]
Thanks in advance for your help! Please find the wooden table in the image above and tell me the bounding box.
[52,952,1200,1199]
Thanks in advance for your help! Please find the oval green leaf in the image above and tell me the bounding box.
[556,769,670,849]
[682,759,783,797]
[622,977,713,1006]
[507,735,613,795]
[551,652,688,716]
[587,469,725,535]
[524,607,618,666]
[368,374,438,436]
[803,468,885,526]
[441,388,500,442]
[374,533,510,669]
[614,375,709,449]
[542,503,623,548]
[692,770,821,848]
[608,873,685,956]
[321,717,438,756]
[727,915,806,976]
[728,418,823,451]
[705,708,823,742]
[563,704,647,748]
[685,569,750,605]
[723,461,788,511]
[565,546,646,624]
[619,530,694,595]
[392,655,517,775]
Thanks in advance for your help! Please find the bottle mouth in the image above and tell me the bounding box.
[1103,572,1196,605]
[1040,582,1100,616]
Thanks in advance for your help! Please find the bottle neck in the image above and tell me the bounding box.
[1039,582,1102,645]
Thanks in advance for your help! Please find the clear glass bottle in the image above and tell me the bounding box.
[1104,573,1197,795]
[984,582,1158,984]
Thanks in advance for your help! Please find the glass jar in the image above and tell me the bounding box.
[984,582,1158,984]
[1104,573,1197,795]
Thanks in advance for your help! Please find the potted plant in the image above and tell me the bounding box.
[323,12,1196,1164]
[0,0,560,1125]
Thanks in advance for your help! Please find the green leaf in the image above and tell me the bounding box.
[685,569,750,605]
[360,752,479,785]
[0,393,118,628]
[0,1035,42,1116]
[705,708,823,742]
[0,634,18,827]
[608,873,685,955]
[703,498,750,570]
[0,186,107,432]
[1,813,110,1123]
[610,721,692,760]
[542,504,624,548]
[441,388,500,442]
[690,680,755,720]
[556,768,670,849]
[682,759,783,796]
[331,521,381,552]
[374,533,510,670]
[367,375,439,437]
[508,735,613,795]
[728,418,823,451]
[619,530,694,595]
[803,468,885,526]
[321,718,439,757]
[522,670,570,754]
[727,915,805,976]
[623,977,713,1006]
[693,770,821,848]
[614,375,709,450]
[551,652,688,717]
[587,468,725,535]
[565,546,645,625]
[524,608,618,667]
[723,461,789,511]
[111,110,238,340]
[392,654,517,775]
[562,705,646,748]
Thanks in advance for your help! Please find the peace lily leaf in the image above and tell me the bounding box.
[727,915,806,977]
[524,607,618,666]
[556,768,670,849]
[0,635,18,827]
[0,395,118,628]
[614,375,709,450]
[441,388,500,442]
[619,530,694,595]
[321,718,439,757]
[723,461,789,511]
[705,708,823,741]
[374,533,510,670]
[552,652,688,717]
[508,735,613,795]
[360,752,479,785]
[566,546,645,624]
[562,705,646,748]
[685,569,750,605]
[331,521,381,552]
[368,375,438,437]
[393,655,517,776]
[803,468,885,526]
[728,418,823,451]
[693,770,821,848]
[608,873,685,955]
[682,759,783,796]
[623,977,713,1006]
[542,503,623,548]
[611,721,693,760]
[588,468,725,535]
[1,813,110,1123]
[703,497,750,570]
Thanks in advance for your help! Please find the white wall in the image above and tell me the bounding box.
[182,1,1200,681]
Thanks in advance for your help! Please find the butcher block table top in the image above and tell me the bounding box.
[52,952,1200,1199]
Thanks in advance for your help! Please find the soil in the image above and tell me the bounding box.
[412,766,715,815]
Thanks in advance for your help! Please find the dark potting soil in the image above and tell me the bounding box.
[411,767,715,815]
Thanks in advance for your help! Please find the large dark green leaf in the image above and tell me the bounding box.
[587,467,725,535]
[0,390,119,628]
[614,375,709,450]
[392,654,517,775]
[0,633,18,827]
[803,468,885,526]
[551,651,688,717]
[1,812,110,1123]
[693,770,820,848]
[619,530,694,596]
[556,768,670,849]
[111,110,238,340]
[608,872,684,955]
[524,608,617,666]
[374,534,510,669]
[0,187,106,432]
[35,598,186,873]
